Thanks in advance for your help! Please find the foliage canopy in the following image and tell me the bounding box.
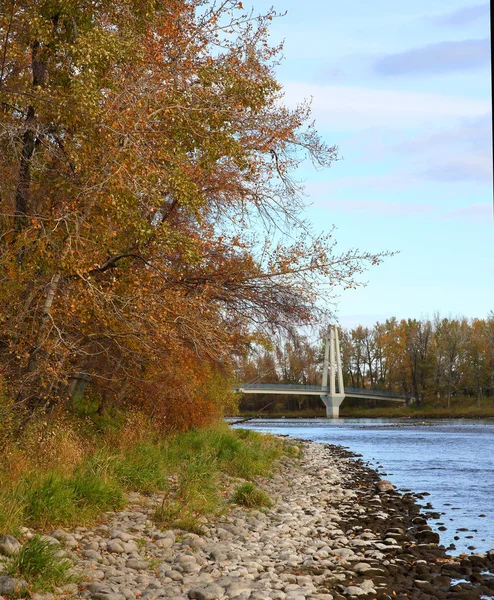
[1,0,386,424]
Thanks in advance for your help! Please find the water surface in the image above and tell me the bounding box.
[234,418,494,555]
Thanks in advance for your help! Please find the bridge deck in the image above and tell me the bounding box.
[234,383,407,403]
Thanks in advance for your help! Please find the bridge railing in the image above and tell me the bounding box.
[344,386,406,399]
[237,383,329,392]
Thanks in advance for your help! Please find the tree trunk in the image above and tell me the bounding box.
[14,42,46,233]
[26,272,61,374]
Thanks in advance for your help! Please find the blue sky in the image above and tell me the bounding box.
[253,0,492,327]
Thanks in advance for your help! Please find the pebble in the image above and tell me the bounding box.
[0,535,21,556]
[0,576,29,595]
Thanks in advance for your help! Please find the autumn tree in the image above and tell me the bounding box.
[1,0,387,425]
[464,318,490,406]
[433,317,469,408]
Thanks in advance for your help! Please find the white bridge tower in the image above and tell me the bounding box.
[320,325,345,418]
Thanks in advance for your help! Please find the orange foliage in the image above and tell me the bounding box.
[0,1,387,427]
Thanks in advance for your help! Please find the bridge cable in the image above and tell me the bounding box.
[243,365,277,386]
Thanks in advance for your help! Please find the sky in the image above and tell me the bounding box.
[251,0,493,328]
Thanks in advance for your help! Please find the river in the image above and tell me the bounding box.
[233,417,494,556]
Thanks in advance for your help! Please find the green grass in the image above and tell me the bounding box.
[232,482,273,508]
[152,425,283,530]
[0,468,125,533]
[3,534,78,594]
[0,422,285,535]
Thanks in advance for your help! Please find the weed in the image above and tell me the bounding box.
[104,444,170,493]
[4,535,78,594]
[175,513,205,535]
[232,482,273,509]
[71,468,125,512]
[153,498,205,534]
[147,557,161,570]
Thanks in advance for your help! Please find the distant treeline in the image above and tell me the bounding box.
[238,315,494,411]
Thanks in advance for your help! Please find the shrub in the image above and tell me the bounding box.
[232,482,273,509]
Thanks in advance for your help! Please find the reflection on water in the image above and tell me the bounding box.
[233,418,494,555]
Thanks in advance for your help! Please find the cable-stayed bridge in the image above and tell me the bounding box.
[234,326,409,418]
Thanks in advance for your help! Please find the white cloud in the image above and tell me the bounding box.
[282,81,491,129]
[374,38,489,76]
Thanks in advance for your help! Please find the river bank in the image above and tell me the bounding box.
[238,404,494,420]
[2,437,493,600]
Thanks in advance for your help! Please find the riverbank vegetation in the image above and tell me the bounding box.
[238,315,494,416]
[0,414,284,536]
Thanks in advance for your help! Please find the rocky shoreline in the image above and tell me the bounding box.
[1,438,494,600]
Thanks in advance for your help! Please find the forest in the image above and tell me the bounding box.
[238,315,494,413]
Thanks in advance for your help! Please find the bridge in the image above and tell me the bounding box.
[234,325,408,418]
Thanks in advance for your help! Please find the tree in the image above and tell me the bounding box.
[464,319,490,406]
[433,317,469,408]
[1,1,386,424]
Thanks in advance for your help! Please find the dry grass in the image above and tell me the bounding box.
[0,400,284,536]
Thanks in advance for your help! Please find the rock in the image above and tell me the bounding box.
[0,576,29,595]
[50,529,78,547]
[359,580,375,591]
[126,558,148,570]
[227,581,252,597]
[375,480,394,493]
[0,535,21,556]
[87,582,113,594]
[154,537,174,548]
[332,547,354,559]
[41,535,60,546]
[122,540,139,553]
[110,529,133,542]
[188,584,224,600]
[415,530,440,544]
[84,568,106,580]
[107,540,125,553]
[92,593,127,600]
[343,586,367,596]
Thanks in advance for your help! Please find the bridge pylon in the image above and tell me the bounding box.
[320,325,345,418]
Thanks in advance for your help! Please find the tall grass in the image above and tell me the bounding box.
[0,414,284,535]
[4,535,78,593]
